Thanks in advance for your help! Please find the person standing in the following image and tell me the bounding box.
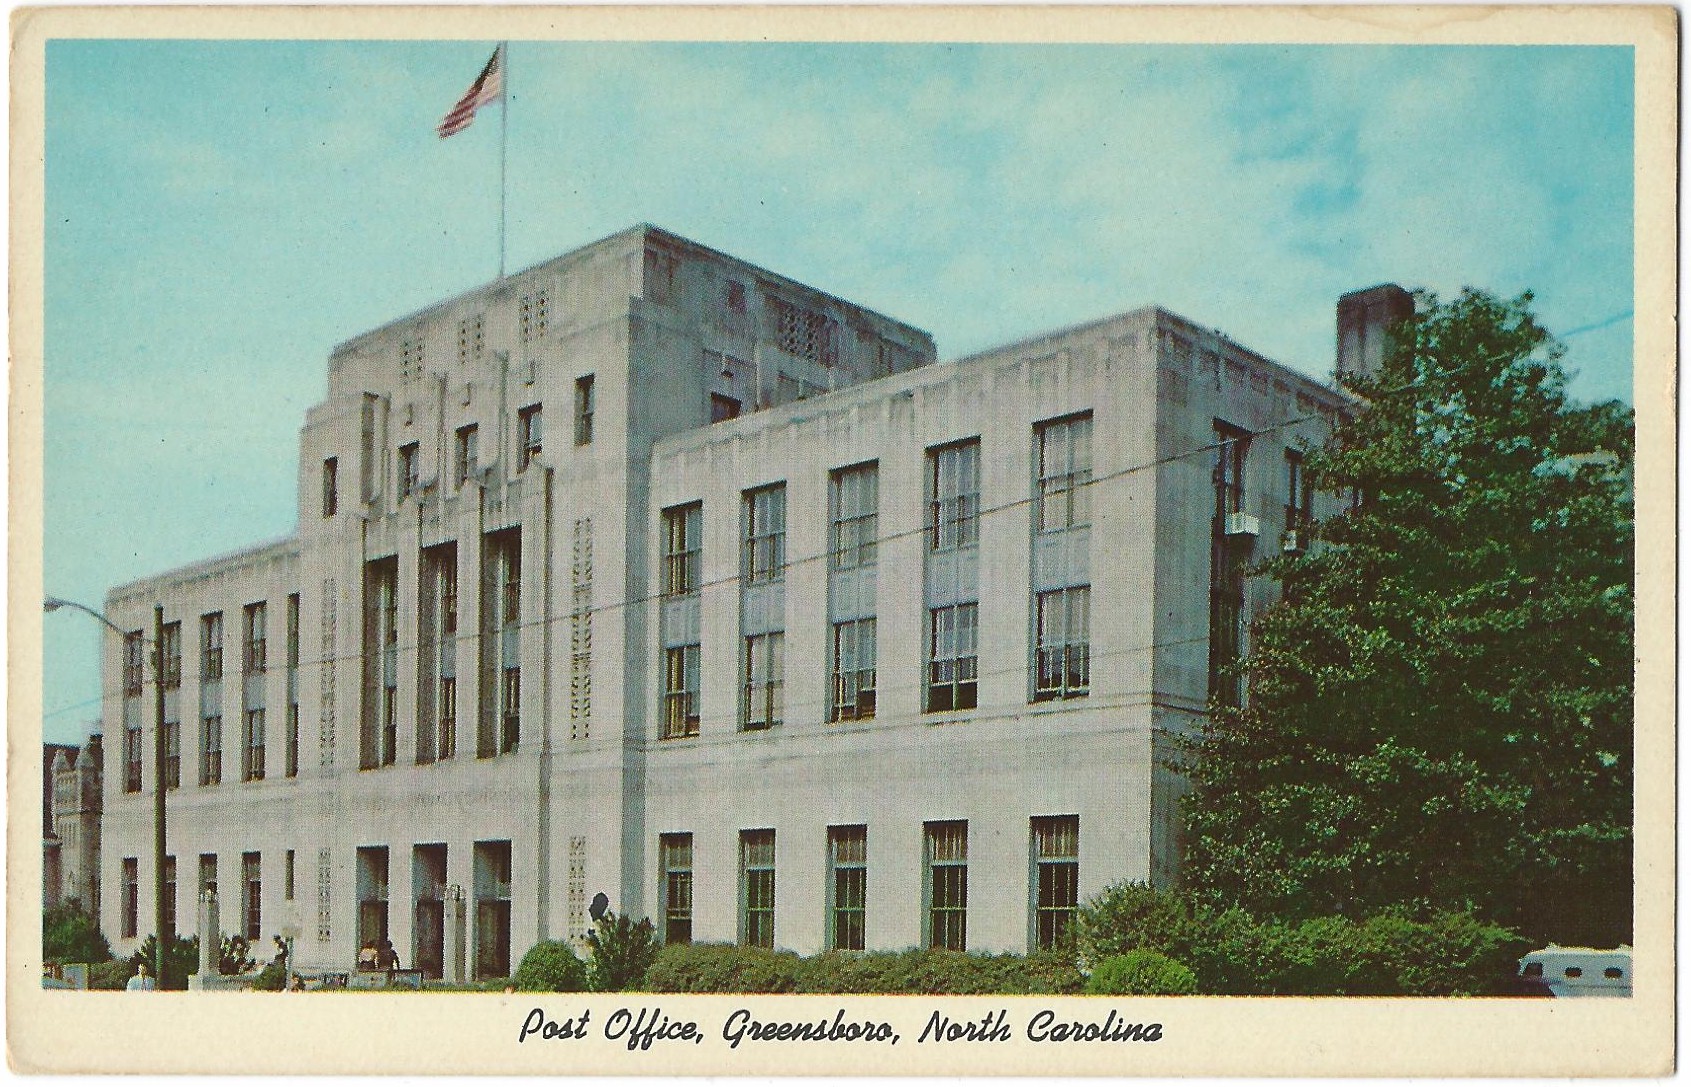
[125,962,156,992]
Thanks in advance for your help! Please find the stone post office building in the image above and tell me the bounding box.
[97,225,1393,979]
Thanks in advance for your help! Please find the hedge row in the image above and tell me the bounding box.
[643,944,1084,994]
[1075,882,1528,996]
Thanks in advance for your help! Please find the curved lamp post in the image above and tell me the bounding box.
[46,595,169,988]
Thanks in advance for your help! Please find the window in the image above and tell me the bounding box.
[744,486,786,584]
[574,375,594,446]
[123,724,142,793]
[1285,450,1313,533]
[1214,422,1250,519]
[740,830,775,948]
[929,440,981,551]
[518,405,542,469]
[661,504,702,598]
[163,720,180,789]
[161,622,182,689]
[831,619,877,721]
[398,442,420,499]
[200,714,222,786]
[831,463,878,569]
[660,834,693,944]
[457,314,484,367]
[742,632,784,731]
[927,603,979,712]
[662,645,700,739]
[439,677,457,759]
[519,289,549,344]
[1032,816,1079,950]
[1037,414,1093,532]
[1034,586,1091,701]
[201,612,223,681]
[163,856,177,936]
[122,631,145,697]
[286,594,300,778]
[322,457,338,517]
[726,281,747,314]
[121,858,139,938]
[243,852,262,940]
[501,667,521,754]
[200,854,217,898]
[710,393,741,423]
[244,708,266,781]
[244,602,267,674]
[925,821,968,951]
[455,424,479,487]
[284,849,295,900]
[827,826,867,951]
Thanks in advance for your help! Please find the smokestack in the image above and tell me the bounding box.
[1335,284,1413,385]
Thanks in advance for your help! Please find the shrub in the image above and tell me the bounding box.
[253,962,288,991]
[44,898,112,966]
[791,948,1084,995]
[586,914,658,992]
[644,943,800,993]
[513,941,589,993]
[129,933,200,990]
[1075,882,1200,968]
[1086,951,1198,996]
[219,934,256,975]
[88,960,132,990]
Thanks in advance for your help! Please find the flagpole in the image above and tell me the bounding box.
[499,41,508,280]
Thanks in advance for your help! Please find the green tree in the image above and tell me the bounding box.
[1183,289,1632,948]
[129,933,200,990]
[43,898,112,965]
[585,913,658,992]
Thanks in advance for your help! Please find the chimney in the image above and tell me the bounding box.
[1335,284,1414,385]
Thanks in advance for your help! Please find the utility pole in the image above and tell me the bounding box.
[152,604,168,988]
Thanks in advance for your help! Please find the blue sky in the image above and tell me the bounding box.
[41,40,1634,743]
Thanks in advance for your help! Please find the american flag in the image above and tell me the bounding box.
[437,46,503,138]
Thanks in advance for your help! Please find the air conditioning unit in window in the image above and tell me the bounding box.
[1281,527,1308,554]
[1223,512,1261,538]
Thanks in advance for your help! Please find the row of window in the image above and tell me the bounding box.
[658,415,1094,738]
[658,815,1080,953]
[119,849,293,943]
[122,597,300,793]
[323,377,595,516]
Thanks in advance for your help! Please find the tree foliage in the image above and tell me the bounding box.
[513,940,589,992]
[43,898,111,965]
[585,913,658,992]
[1183,289,1633,947]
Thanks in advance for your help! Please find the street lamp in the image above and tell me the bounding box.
[46,595,169,989]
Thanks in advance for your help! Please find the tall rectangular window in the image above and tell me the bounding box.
[201,612,223,680]
[928,440,980,551]
[661,504,702,598]
[925,821,968,951]
[398,442,420,500]
[660,834,693,944]
[121,858,139,938]
[1037,414,1093,532]
[1285,449,1313,533]
[122,631,145,696]
[1214,422,1250,519]
[365,557,400,768]
[927,603,979,712]
[286,594,300,778]
[744,485,786,584]
[479,531,521,759]
[323,457,338,517]
[518,405,542,469]
[160,622,182,690]
[501,666,521,754]
[1210,422,1250,706]
[440,676,458,760]
[200,854,217,898]
[1034,586,1090,701]
[827,826,867,951]
[123,724,143,793]
[742,632,784,731]
[200,714,222,786]
[242,852,262,941]
[574,375,594,446]
[662,645,700,739]
[284,849,296,901]
[243,708,266,782]
[831,619,876,722]
[831,463,878,569]
[244,602,267,674]
[455,424,479,487]
[1032,816,1079,951]
[163,719,180,789]
[739,830,775,949]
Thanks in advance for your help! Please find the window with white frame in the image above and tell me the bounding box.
[662,645,700,739]
[927,603,979,713]
[200,714,222,786]
[661,504,702,598]
[455,424,478,487]
[928,440,980,551]
[831,619,876,722]
[744,485,786,584]
[742,631,784,731]
[518,405,543,469]
[1036,414,1093,532]
[830,463,878,569]
[201,612,223,680]
[1034,586,1090,701]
